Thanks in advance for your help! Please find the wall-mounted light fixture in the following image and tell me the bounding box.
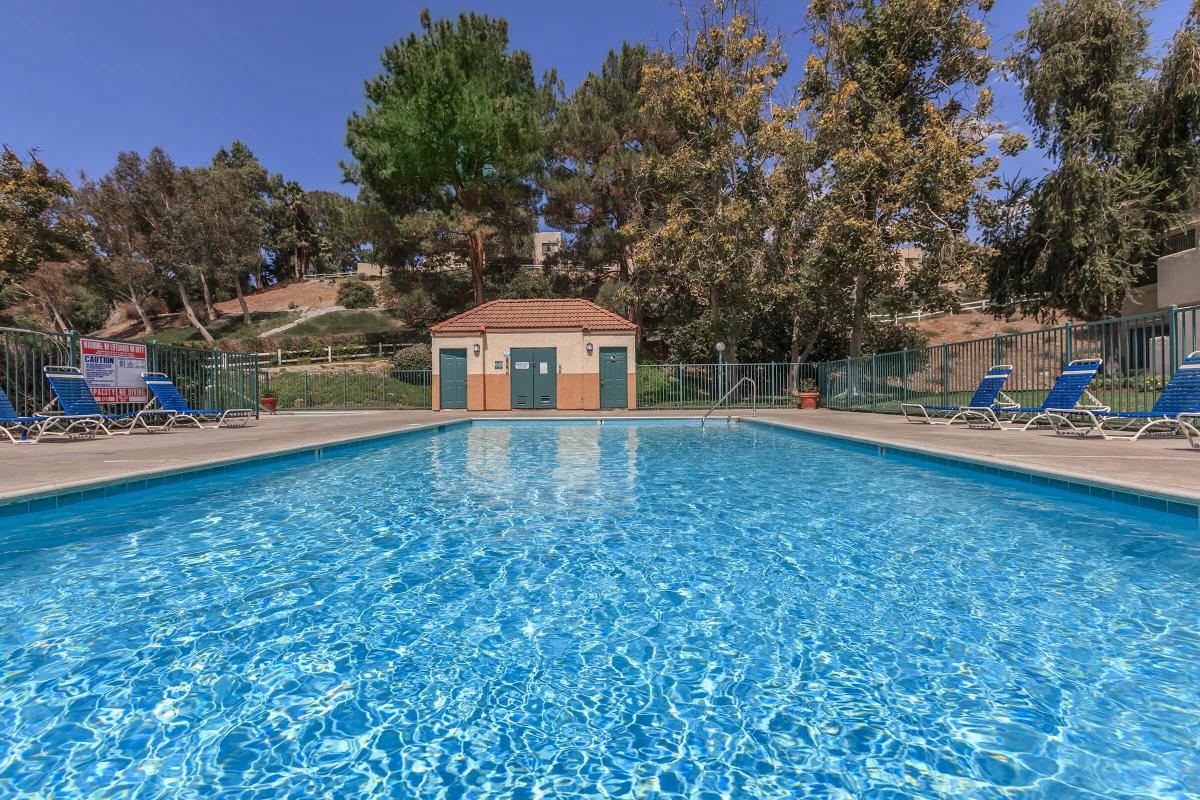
[586,342,593,356]
[473,343,481,357]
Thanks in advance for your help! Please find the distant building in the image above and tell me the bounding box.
[532,232,564,265]
[356,263,384,279]
[1122,215,1200,315]
[897,246,923,276]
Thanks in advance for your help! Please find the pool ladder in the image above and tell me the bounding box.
[701,377,756,425]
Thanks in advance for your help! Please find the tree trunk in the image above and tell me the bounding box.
[128,283,154,335]
[234,278,252,325]
[849,269,869,357]
[198,270,218,321]
[177,281,216,344]
[43,299,69,333]
[252,264,264,292]
[467,230,486,306]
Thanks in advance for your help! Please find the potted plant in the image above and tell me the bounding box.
[796,378,819,410]
[260,388,279,413]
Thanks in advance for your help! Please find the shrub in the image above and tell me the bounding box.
[337,280,376,309]
[69,286,111,333]
[797,377,818,393]
[392,342,432,371]
[391,288,440,329]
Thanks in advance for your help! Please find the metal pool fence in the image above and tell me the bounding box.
[261,369,433,410]
[636,362,819,409]
[816,304,1199,415]
[0,327,260,417]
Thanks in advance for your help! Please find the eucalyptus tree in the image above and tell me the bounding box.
[190,164,264,325]
[800,0,1021,356]
[79,152,160,334]
[632,0,791,364]
[131,149,217,343]
[0,146,89,288]
[345,9,555,305]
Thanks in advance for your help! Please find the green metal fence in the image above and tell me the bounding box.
[0,327,260,417]
[261,369,432,410]
[817,304,1197,415]
[636,362,818,409]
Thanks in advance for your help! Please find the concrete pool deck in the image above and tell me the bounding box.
[1,408,1199,510]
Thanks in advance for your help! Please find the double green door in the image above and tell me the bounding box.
[510,347,556,409]
[439,349,467,409]
[599,347,629,408]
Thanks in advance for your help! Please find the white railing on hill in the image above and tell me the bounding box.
[256,341,418,368]
[871,298,996,324]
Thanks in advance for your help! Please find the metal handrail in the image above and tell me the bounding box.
[701,376,756,424]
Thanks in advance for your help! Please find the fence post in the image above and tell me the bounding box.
[327,345,333,363]
[942,343,949,407]
[304,371,309,408]
[277,348,282,366]
[1065,321,1073,363]
[902,348,909,405]
[845,357,851,408]
[993,333,1000,366]
[343,371,348,409]
[1169,305,1179,373]
[871,353,877,413]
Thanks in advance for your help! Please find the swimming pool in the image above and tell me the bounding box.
[1,420,1198,798]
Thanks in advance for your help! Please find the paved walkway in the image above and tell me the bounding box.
[755,409,1200,502]
[2,409,1198,505]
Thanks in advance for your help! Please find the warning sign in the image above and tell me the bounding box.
[80,338,149,403]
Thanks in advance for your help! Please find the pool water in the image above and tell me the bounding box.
[2,421,1199,798]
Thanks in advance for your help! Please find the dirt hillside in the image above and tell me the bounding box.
[914,310,1078,344]
[213,280,343,315]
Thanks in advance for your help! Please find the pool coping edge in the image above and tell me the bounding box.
[741,417,1200,523]
[0,418,472,519]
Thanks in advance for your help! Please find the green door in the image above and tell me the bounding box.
[439,348,467,409]
[599,347,628,408]
[533,347,557,409]
[510,348,535,409]
[510,347,557,409]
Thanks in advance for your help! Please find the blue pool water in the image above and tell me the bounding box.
[1,421,1199,799]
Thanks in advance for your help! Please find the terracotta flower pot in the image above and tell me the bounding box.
[260,397,279,413]
[797,392,819,410]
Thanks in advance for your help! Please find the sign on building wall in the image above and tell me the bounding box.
[80,338,149,403]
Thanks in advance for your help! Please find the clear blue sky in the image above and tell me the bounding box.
[4,0,1193,196]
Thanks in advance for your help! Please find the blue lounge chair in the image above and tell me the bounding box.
[981,358,1107,430]
[0,385,49,444]
[900,364,1016,425]
[141,372,254,429]
[36,366,173,440]
[1046,351,1200,440]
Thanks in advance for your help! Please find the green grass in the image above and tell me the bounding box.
[284,310,400,337]
[137,311,298,344]
[266,370,431,409]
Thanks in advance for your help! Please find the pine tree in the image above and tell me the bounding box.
[345,9,554,305]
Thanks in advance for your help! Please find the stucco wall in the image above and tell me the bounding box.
[1158,249,1200,309]
[432,329,636,411]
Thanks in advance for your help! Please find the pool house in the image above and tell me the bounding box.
[430,298,638,411]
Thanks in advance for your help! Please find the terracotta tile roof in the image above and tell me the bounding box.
[430,299,637,334]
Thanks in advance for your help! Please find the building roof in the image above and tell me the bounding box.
[430,298,637,335]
